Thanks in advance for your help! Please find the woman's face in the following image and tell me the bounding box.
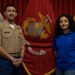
[59,16,69,30]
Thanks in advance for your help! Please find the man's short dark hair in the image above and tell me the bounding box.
[4,4,16,12]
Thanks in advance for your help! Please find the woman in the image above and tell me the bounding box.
[52,14,75,75]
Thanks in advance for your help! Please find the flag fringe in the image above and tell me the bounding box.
[22,62,55,75]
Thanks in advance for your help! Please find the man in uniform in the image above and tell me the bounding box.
[0,4,26,75]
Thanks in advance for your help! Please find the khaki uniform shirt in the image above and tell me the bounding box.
[0,20,25,56]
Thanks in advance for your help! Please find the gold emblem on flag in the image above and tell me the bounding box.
[22,12,52,40]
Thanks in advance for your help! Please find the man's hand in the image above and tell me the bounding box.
[12,58,23,67]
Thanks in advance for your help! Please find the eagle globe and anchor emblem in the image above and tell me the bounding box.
[22,12,52,39]
[22,12,52,55]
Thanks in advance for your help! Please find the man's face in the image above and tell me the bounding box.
[4,6,17,21]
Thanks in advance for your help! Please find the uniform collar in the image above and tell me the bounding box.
[3,20,20,29]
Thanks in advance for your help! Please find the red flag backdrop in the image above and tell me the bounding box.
[0,0,75,75]
[22,0,55,75]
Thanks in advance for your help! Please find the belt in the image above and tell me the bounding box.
[9,52,20,57]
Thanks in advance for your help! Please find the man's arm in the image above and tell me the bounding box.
[0,46,14,60]
[20,45,25,58]
[13,45,25,67]
[0,46,18,64]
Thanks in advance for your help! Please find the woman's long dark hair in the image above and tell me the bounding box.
[55,14,75,37]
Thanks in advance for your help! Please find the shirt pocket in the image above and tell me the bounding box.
[18,32,22,37]
[2,30,12,45]
[18,32,23,45]
[2,31,12,38]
